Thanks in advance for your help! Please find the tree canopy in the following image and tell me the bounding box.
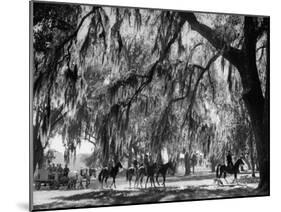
[32,2,269,191]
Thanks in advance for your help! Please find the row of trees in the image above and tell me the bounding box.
[32,3,269,191]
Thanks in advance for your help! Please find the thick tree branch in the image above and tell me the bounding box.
[179,12,243,71]
[50,111,68,130]
[86,139,97,146]
[58,7,98,49]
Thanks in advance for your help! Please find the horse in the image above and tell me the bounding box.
[145,162,158,188]
[66,171,79,190]
[98,162,123,189]
[134,164,146,188]
[67,174,78,190]
[126,168,136,188]
[126,160,139,188]
[156,161,174,187]
[77,168,93,189]
[216,158,244,184]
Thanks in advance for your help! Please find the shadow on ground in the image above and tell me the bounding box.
[34,183,267,210]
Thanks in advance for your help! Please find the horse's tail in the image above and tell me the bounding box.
[98,169,103,182]
[216,164,221,178]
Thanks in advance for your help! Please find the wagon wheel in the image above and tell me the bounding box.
[35,182,41,190]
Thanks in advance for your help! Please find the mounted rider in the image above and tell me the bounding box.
[226,150,234,169]
[144,153,149,174]
[108,158,114,172]
[63,164,69,177]
[133,159,138,169]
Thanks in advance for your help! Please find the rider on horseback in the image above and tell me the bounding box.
[63,164,69,177]
[226,150,233,169]
[108,158,114,172]
[133,159,138,169]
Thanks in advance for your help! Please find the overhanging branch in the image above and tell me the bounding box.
[171,50,222,105]
[179,12,243,71]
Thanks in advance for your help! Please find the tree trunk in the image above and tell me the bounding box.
[133,145,138,161]
[244,98,269,191]
[184,152,191,175]
[249,130,256,177]
[33,125,44,173]
[183,14,269,192]
[210,155,216,172]
[240,17,269,192]
[128,142,133,168]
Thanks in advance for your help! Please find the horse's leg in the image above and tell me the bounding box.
[86,177,89,189]
[163,174,166,187]
[138,175,144,188]
[80,180,82,189]
[152,176,156,188]
[104,176,106,186]
[134,174,138,188]
[150,175,155,188]
[223,172,228,184]
[113,177,116,189]
[101,176,104,189]
[79,179,83,189]
[145,176,149,188]
[130,175,133,188]
[111,177,114,188]
[219,167,222,178]
[88,176,91,188]
[110,177,114,189]
[149,175,153,188]
[233,172,238,184]
[105,176,109,188]
[156,172,160,186]
[134,174,139,188]
[102,176,105,188]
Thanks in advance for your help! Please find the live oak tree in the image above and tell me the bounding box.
[32,3,269,192]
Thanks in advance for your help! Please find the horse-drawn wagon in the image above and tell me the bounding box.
[34,168,67,190]
[34,167,97,190]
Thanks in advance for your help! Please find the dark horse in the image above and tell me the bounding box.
[156,161,174,187]
[134,164,146,188]
[216,158,244,184]
[145,162,158,188]
[98,162,123,188]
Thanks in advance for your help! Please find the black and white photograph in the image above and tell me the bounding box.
[30,0,269,211]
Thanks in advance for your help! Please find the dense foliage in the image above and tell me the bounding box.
[32,2,269,191]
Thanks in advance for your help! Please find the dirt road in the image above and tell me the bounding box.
[33,171,264,210]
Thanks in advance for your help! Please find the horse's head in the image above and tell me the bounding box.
[236,158,245,166]
[239,158,245,165]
